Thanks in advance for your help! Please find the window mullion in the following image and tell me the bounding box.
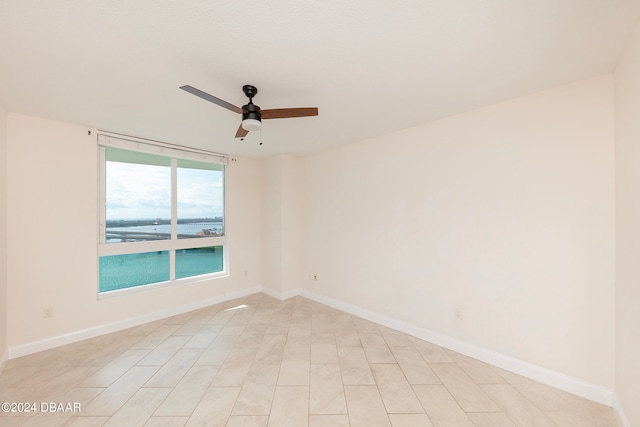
[98,146,106,244]
[170,158,177,280]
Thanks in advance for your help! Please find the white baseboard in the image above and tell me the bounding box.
[612,393,631,427]
[8,286,262,359]
[297,288,614,407]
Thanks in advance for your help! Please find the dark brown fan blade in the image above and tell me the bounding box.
[261,107,318,119]
[180,85,243,114]
[235,124,249,138]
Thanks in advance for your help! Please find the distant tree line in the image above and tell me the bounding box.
[106,217,223,227]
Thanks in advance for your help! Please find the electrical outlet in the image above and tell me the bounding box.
[312,273,318,281]
[42,307,54,319]
[454,306,464,320]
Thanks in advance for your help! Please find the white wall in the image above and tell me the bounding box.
[261,155,304,296]
[261,155,283,294]
[0,105,7,370]
[6,113,262,349]
[280,155,304,294]
[614,21,640,427]
[303,76,616,389]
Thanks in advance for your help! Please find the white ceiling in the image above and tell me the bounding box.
[1,1,639,158]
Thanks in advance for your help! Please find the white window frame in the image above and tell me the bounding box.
[97,132,229,296]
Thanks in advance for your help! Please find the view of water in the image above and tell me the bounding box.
[100,222,224,292]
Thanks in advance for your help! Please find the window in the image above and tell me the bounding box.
[98,134,228,294]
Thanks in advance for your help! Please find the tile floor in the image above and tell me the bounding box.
[0,293,618,427]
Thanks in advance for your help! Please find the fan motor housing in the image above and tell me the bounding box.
[242,101,261,122]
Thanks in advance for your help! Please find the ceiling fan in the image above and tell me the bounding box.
[180,84,319,138]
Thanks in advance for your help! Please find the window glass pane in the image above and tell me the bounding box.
[177,159,224,239]
[105,147,171,243]
[175,246,223,279]
[99,251,170,292]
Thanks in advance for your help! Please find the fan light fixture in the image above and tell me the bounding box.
[242,118,261,132]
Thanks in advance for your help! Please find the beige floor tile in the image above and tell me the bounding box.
[79,350,150,388]
[145,349,204,388]
[232,363,280,415]
[9,364,76,388]
[310,334,339,364]
[172,314,213,336]
[413,384,475,427]
[312,315,335,334]
[235,327,268,349]
[82,366,159,416]
[344,385,391,427]
[379,326,413,347]
[154,366,218,416]
[285,333,311,348]
[138,336,192,366]
[481,384,559,427]
[182,324,223,349]
[429,362,500,412]
[333,322,361,347]
[496,369,574,411]
[467,412,518,427]
[570,398,618,427]
[352,318,380,334]
[0,385,37,404]
[268,386,309,427]
[131,325,180,350]
[545,410,601,427]
[371,363,424,413]
[249,308,274,325]
[63,416,110,426]
[288,322,312,335]
[43,366,101,390]
[444,351,505,384]
[219,324,247,336]
[388,413,435,427]
[0,366,40,388]
[164,312,196,325]
[194,335,237,366]
[144,417,189,426]
[265,321,291,335]
[104,387,171,426]
[18,387,105,427]
[207,309,237,325]
[124,319,166,336]
[338,346,376,385]
[358,333,396,363]
[412,340,453,363]
[253,334,287,365]
[278,347,310,386]
[308,414,351,427]
[186,386,241,426]
[76,340,142,368]
[210,348,258,387]
[226,415,269,427]
[390,346,441,385]
[309,363,347,414]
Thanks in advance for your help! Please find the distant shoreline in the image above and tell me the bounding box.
[106,217,223,227]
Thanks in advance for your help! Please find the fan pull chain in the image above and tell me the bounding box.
[259,126,263,145]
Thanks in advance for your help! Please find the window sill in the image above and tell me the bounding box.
[97,270,229,300]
